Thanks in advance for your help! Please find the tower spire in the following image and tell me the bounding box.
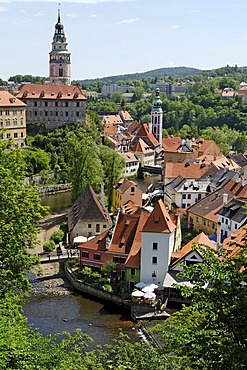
[49,7,71,85]
[58,3,61,23]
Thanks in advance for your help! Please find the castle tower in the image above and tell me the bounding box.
[49,8,71,85]
[149,88,163,145]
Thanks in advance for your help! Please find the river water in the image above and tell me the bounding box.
[25,175,161,345]
[24,293,138,347]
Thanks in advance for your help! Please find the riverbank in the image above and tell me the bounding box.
[30,262,75,297]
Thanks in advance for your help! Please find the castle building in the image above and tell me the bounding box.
[15,10,86,131]
[0,91,26,147]
[49,8,71,85]
[149,88,163,145]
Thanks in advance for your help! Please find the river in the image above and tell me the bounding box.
[24,292,138,347]
[40,175,161,210]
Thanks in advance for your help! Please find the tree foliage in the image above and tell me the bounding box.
[151,240,247,369]
[0,139,47,298]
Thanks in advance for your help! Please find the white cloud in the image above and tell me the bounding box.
[189,10,200,13]
[90,14,98,17]
[118,17,139,25]
[0,0,136,3]
[0,5,6,10]
[171,24,179,29]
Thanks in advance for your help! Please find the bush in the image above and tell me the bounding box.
[103,284,113,292]
[50,229,64,244]
[43,239,56,252]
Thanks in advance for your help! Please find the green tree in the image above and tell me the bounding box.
[0,139,47,298]
[99,146,124,211]
[151,240,247,369]
[65,130,104,201]
[23,148,51,175]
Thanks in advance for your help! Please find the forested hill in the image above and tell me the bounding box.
[80,66,203,84]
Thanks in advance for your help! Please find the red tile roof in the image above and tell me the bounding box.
[0,91,26,107]
[135,123,160,148]
[130,137,154,154]
[165,162,210,180]
[16,84,86,100]
[142,199,176,234]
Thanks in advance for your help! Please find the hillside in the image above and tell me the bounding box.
[79,66,203,84]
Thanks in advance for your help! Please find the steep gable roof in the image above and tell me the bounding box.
[142,199,176,233]
[130,137,154,154]
[134,123,160,148]
[68,184,111,232]
[0,91,26,107]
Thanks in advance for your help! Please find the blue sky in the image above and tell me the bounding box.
[1,0,247,81]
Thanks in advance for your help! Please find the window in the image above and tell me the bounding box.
[113,256,120,263]
[82,251,89,258]
[153,242,158,250]
[55,112,58,116]
[66,112,68,116]
[235,223,238,229]
[6,121,10,127]
[65,102,68,107]
[14,133,18,138]
[76,112,79,117]
[182,194,186,199]
[5,110,9,115]
[20,132,24,138]
[187,194,191,199]
[130,186,135,193]
[130,268,135,276]
[77,102,80,107]
[45,102,48,107]
[13,110,17,116]
[96,224,100,233]
[94,253,101,261]
[152,256,158,264]
[34,102,37,107]
[198,194,202,200]
[120,257,126,264]
[88,224,92,228]
[6,133,10,138]
[34,111,37,116]
[55,102,58,107]
[103,224,107,229]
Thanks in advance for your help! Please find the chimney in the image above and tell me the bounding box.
[223,193,228,204]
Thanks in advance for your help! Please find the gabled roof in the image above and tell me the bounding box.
[218,198,247,223]
[162,136,181,151]
[222,224,247,253]
[114,178,139,194]
[0,91,26,107]
[16,84,86,100]
[103,114,123,125]
[134,123,160,148]
[165,162,210,180]
[228,154,247,168]
[130,137,154,154]
[127,121,141,135]
[142,199,176,234]
[170,232,216,268]
[68,185,111,232]
[187,181,247,222]
[120,110,133,122]
[125,210,150,269]
[120,151,138,163]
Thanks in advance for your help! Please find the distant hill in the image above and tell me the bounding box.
[79,66,203,84]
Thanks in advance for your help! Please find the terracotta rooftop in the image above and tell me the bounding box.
[165,162,211,180]
[0,91,26,107]
[130,137,154,154]
[134,123,160,148]
[142,199,176,234]
[16,84,86,100]
[103,114,123,125]
[114,178,139,194]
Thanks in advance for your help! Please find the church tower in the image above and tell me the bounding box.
[149,88,163,145]
[49,8,71,85]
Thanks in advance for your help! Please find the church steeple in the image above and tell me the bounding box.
[49,7,71,85]
[149,88,163,145]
